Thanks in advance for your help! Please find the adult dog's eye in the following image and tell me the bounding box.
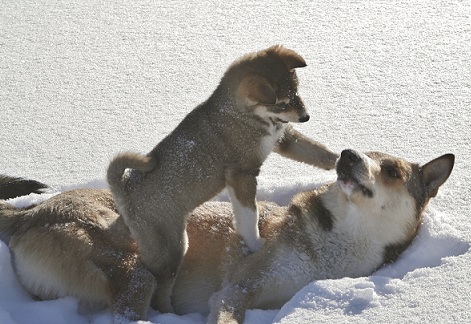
[385,166,400,179]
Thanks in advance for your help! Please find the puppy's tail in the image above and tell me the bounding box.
[0,175,48,200]
[107,152,157,195]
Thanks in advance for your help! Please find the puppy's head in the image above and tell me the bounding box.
[228,45,309,123]
[335,149,454,238]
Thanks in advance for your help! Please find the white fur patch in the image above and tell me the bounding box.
[254,106,290,124]
[339,180,355,197]
[355,152,380,184]
[259,123,287,160]
[15,253,69,299]
[226,186,264,252]
[338,188,415,263]
[276,97,290,105]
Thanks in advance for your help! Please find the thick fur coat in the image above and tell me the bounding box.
[106,45,338,311]
[0,150,454,323]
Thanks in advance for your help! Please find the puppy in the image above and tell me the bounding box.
[106,45,338,311]
[0,149,454,323]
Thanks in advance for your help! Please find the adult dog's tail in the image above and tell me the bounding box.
[0,175,48,200]
[0,175,47,243]
[107,152,157,197]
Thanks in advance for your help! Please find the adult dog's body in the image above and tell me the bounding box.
[0,149,454,323]
[107,45,338,310]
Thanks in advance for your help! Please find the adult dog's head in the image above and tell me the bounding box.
[224,45,309,124]
[335,149,455,256]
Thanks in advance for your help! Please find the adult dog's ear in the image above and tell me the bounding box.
[267,45,307,70]
[238,74,276,105]
[421,153,455,198]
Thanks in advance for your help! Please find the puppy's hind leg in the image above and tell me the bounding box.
[114,193,188,312]
[150,228,189,313]
[108,263,156,324]
[226,171,264,253]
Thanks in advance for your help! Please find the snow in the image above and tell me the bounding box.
[1,0,470,323]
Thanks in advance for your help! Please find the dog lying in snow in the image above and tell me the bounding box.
[0,149,454,323]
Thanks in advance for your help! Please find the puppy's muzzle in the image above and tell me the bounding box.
[298,114,310,122]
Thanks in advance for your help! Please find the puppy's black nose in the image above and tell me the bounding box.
[299,114,310,123]
[341,149,361,165]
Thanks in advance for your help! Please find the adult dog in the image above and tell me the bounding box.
[107,45,338,310]
[0,149,454,323]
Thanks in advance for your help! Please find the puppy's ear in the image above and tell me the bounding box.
[267,45,307,70]
[238,74,276,105]
[421,154,455,197]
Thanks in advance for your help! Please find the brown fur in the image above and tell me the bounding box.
[0,150,454,323]
[0,190,155,323]
[106,45,338,311]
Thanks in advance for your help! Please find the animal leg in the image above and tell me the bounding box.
[208,283,256,324]
[226,172,264,252]
[148,229,189,313]
[120,207,188,313]
[108,262,156,324]
[275,125,339,170]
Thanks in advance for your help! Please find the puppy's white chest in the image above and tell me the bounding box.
[259,123,286,160]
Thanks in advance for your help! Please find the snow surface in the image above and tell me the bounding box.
[1,0,470,323]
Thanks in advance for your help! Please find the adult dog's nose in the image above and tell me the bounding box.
[340,149,362,165]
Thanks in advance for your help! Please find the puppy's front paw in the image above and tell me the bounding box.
[323,152,340,170]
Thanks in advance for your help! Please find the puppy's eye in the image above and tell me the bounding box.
[277,103,288,110]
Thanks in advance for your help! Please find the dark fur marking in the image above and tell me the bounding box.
[404,164,427,219]
[382,239,414,265]
[0,175,48,200]
[309,195,334,232]
[359,184,373,198]
[290,188,334,232]
[288,204,303,219]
